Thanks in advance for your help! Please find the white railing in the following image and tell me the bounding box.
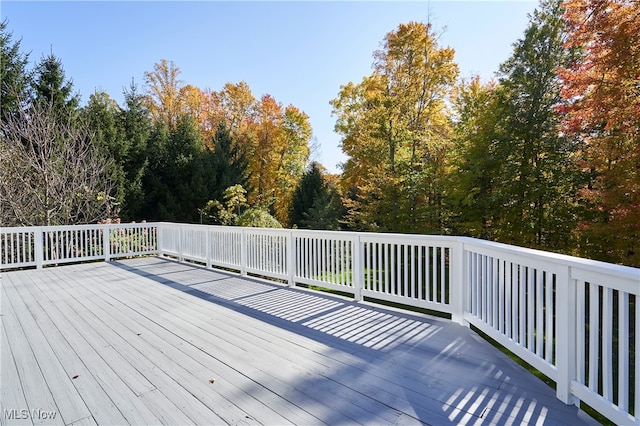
[461,239,640,425]
[1,223,158,269]
[1,222,638,424]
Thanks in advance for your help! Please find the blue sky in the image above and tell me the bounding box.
[2,1,537,173]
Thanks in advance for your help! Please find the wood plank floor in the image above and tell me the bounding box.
[1,257,599,425]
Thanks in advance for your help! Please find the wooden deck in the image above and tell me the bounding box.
[1,257,598,425]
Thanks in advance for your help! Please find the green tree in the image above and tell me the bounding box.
[84,91,128,215]
[119,81,152,221]
[492,0,580,249]
[448,77,503,239]
[30,53,80,116]
[237,207,282,228]
[140,113,219,222]
[0,19,30,120]
[290,162,343,230]
[210,122,250,205]
[204,184,281,228]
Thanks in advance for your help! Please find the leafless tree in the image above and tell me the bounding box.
[0,99,116,226]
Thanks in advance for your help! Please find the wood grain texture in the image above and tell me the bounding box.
[1,257,599,425]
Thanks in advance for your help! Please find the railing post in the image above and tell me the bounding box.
[451,239,468,326]
[103,224,111,262]
[556,265,578,405]
[206,227,212,269]
[35,227,44,269]
[449,241,468,325]
[287,230,295,287]
[156,223,163,257]
[240,228,247,276]
[353,235,363,302]
[178,224,184,262]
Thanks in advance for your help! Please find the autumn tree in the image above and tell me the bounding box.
[332,22,458,233]
[250,94,283,199]
[218,81,256,138]
[245,95,311,225]
[144,59,184,128]
[559,0,640,265]
[273,105,312,223]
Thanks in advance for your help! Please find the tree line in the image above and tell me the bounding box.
[0,28,341,229]
[332,0,639,267]
[1,0,638,266]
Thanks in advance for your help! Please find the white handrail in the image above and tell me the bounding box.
[1,223,159,269]
[1,222,638,424]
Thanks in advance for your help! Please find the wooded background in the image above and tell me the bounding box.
[1,0,638,266]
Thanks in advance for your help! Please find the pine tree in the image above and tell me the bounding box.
[119,81,152,221]
[290,162,344,230]
[30,53,80,117]
[84,92,128,216]
[0,19,30,120]
[210,122,250,204]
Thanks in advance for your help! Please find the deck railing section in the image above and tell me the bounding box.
[1,222,638,424]
[571,261,639,424]
[461,239,639,425]
[1,223,158,269]
[1,227,38,269]
[294,230,356,293]
[361,233,454,314]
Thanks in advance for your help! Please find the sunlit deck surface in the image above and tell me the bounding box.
[2,257,598,426]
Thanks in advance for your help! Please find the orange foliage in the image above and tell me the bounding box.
[559,0,640,265]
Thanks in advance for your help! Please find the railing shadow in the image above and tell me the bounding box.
[111,257,597,425]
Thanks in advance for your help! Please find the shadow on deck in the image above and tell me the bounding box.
[1,257,598,425]
[113,257,597,425]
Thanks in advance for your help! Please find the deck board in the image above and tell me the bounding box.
[2,257,599,425]
[10,272,152,426]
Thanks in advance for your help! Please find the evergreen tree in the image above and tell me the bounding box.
[290,162,324,227]
[290,162,344,230]
[119,81,152,221]
[0,20,30,120]
[140,122,172,220]
[84,92,128,216]
[140,113,220,222]
[30,53,80,116]
[210,122,250,204]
